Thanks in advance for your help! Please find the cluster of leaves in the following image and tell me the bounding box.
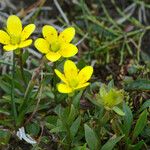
[0,0,150,150]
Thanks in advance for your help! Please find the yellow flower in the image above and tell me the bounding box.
[34,25,78,62]
[0,15,35,51]
[55,60,93,93]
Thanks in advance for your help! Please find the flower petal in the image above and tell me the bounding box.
[54,69,67,83]
[0,30,10,44]
[59,27,75,43]
[78,66,93,84]
[75,82,90,90]
[42,25,58,43]
[19,39,32,48]
[7,15,22,36]
[21,24,35,41]
[3,44,18,51]
[64,60,78,80]
[34,38,49,54]
[57,83,73,93]
[46,51,61,62]
[59,43,78,57]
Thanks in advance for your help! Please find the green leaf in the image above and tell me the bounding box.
[84,124,99,150]
[70,116,81,138]
[129,140,144,150]
[132,110,148,140]
[50,126,66,133]
[1,73,26,93]
[141,125,150,138]
[67,104,77,125]
[54,104,64,116]
[22,50,29,64]
[26,122,40,136]
[113,106,125,116]
[0,130,11,145]
[0,79,11,94]
[108,80,114,90]
[45,115,58,129]
[140,99,150,111]
[72,144,88,150]
[101,135,124,150]
[141,51,150,66]
[125,79,150,91]
[86,93,101,107]
[0,108,10,115]
[0,119,14,128]
[72,91,83,108]
[127,65,138,75]
[122,102,133,135]
[100,84,107,97]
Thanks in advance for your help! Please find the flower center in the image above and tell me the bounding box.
[69,79,79,88]
[10,35,21,45]
[50,42,60,52]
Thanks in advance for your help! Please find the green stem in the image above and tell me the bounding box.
[97,110,110,142]
[101,111,110,125]
[11,52,18,127]
[17,57,46,126]
[24,78,43,125]
[17,77,35,126]
[137,29,146,62]
[19,51,27,86]
[52,62,58,103]
[66,96,72,107]
[65,98,72,150]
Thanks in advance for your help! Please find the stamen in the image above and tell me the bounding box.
[50,41,60,52]
[10,35,21,44]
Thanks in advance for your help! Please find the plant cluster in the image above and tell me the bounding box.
[0,1,150,149]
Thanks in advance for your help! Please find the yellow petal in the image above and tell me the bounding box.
[34,38,49,54]
[7,15,22,36]
[46,51,61,62]
[78,66,93,84]
[57,83,73,93]
[3,44,18,51]
[75,82,90,90]
[21,24,35,41]
[59,43,78,57]
[54,69,67,83]
[19,39,32,48]
[64,60,78,80]
[59,27,75,43]
[0,30,10,44]
[42,25,58,43]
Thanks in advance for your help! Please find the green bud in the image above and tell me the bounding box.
[96,84,124,110]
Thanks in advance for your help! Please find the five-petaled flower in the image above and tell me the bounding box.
[34,25,78,62]
[55,60,93,93]
[0,15,35,51]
